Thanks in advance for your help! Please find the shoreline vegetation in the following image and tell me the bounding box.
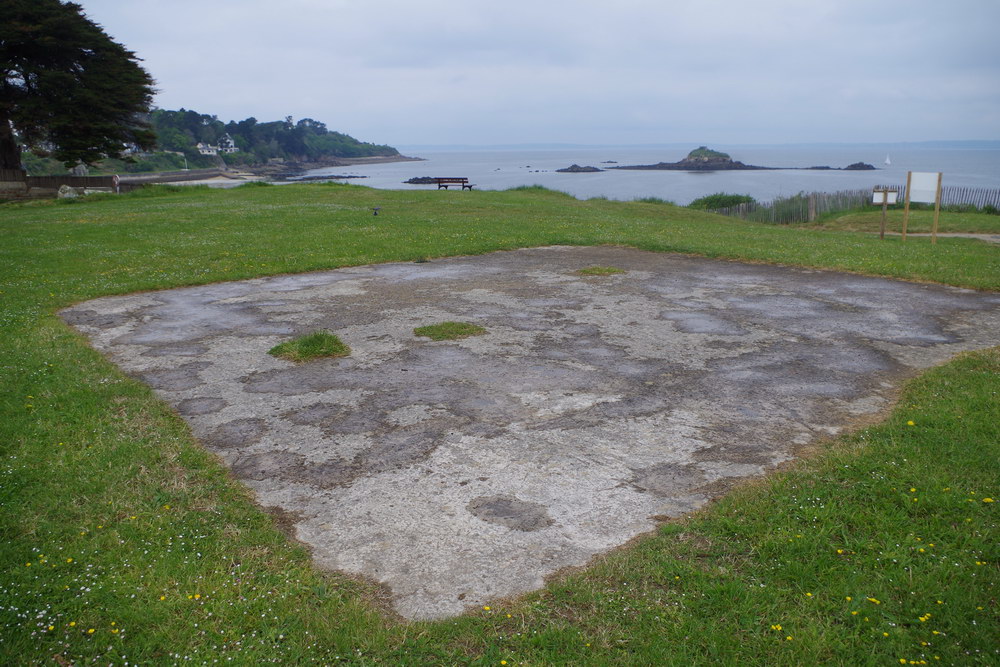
[21,107,412,179]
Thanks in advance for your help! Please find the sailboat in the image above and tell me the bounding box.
[884,154,891,166]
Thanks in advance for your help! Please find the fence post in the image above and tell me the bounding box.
[807,194,817,222]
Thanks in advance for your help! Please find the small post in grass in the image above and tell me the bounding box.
[872,187,898,240]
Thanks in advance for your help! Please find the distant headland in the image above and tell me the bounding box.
[612,147,875,171]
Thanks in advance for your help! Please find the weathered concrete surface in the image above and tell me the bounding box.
[61,246,1000,620]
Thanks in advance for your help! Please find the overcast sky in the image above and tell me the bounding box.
[76,0,1000,147]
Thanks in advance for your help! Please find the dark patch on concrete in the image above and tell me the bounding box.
[59,309,131,329]
[142,344,209,357]
[285,402,350,427]
[232,451,301,480]
[283,458,360,489]
[630,463,707,496]
[242,363,346,395]
[176,397,227,416]
[204,418,267,449]
[140,362,210,391]
[659,310,746,335]
[468,495,554,531]
[359,429,446,476]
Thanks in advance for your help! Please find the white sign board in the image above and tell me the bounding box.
[872,190,898,204]
[909,172,941,204]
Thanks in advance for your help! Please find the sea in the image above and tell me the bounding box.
[297,144,1000,206]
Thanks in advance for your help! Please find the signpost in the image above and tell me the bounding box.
[901,171,943,244]
[872,188,898,240]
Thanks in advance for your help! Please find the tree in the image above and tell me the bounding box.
[0,0,157,171]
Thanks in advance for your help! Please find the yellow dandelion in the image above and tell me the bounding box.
[906,420,915,426]
[785,636,793,641]
[159,595,166,600]
[983,498,994,503]
[805,592,813,597]
[852,611,858,615]
[69,622,76,627]
[87,628,95,634]
[483,605,490,611]
[47,625,54,631]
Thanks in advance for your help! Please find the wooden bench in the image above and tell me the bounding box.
[433,177,475,190]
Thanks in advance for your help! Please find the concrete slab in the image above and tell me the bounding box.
[61,246,1000,620]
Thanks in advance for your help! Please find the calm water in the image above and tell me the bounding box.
[301,145,1000,205]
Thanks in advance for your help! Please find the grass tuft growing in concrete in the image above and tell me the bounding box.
[414,321,487,341]
[268,330,350,362]
[577,265,626,276]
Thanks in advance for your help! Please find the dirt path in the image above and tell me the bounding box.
[881,232,1000,244]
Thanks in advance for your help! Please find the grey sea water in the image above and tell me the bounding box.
[302,144,999,205]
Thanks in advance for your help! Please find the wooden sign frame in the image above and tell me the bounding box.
[872,188,899,240]
[901,171,943,244]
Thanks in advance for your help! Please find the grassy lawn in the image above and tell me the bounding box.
[808,208,1000,235]
[1,183,997,665]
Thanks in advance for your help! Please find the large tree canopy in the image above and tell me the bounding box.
[0,0,156,170]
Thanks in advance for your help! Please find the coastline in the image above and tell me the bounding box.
[138,155,425,187]
[243,154,424,180]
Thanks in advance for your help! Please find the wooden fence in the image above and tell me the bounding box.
[938,185,1000,209]
[710,184,1000,224]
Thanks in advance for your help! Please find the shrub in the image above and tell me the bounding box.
[633,196,676,205]
[688,192,756,210]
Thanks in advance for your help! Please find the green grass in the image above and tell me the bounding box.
[577,266,626,276]
[811,208,1000,234]
[268,330,351,362]
[413,321,487,341]
[1,183,997,665]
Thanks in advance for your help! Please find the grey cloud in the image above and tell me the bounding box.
[75,0,1000,145]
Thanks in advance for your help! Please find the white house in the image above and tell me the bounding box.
[218,134,239,154]
[196,142,218,156]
